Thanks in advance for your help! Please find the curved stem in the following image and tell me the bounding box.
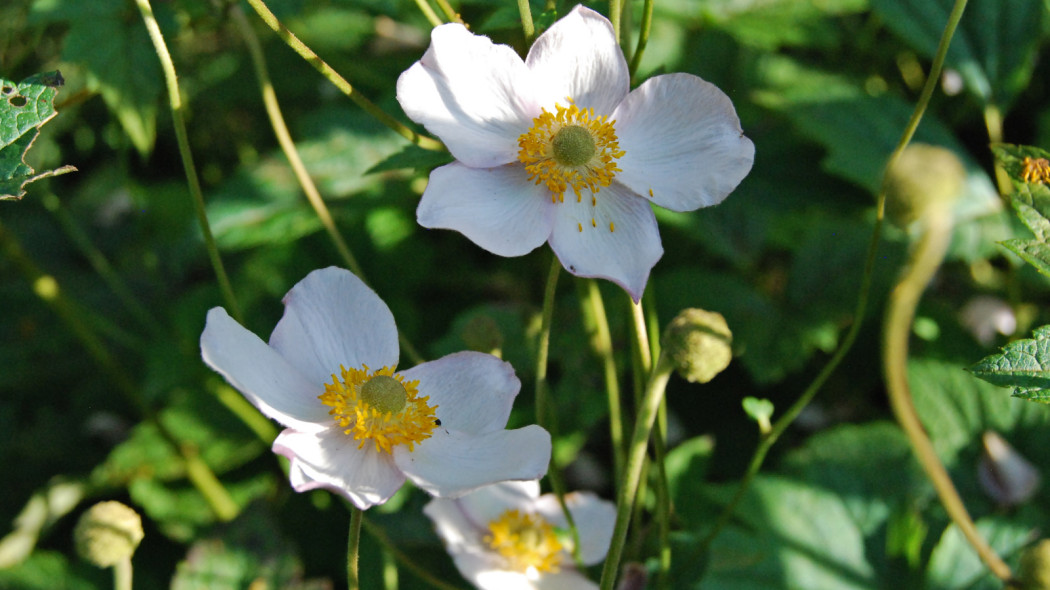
[347,507,363,590]
[883,213,1013,582]
[243,0,444,151]
[599,352,675,590]
[628,0,654,78]
[580,280,625,489]
[698,0,970,552]
[135,0,242,323]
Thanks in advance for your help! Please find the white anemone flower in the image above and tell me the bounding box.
[397,4,754,301]
[424,480,616,590]
[200,267,551,509]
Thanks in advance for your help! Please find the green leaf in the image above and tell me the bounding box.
[0,551,101,590]
[969,325,1050,403]
[31,0,163,155]
[926,519,1032,590]
[999,239,1050,279]
[0,71,76,200]
[870,0,1044,107]
[365,143,453,174]
[666,435,715,527]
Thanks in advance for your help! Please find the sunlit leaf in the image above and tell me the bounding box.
[0,71,76,200]
[969,325,1050,403]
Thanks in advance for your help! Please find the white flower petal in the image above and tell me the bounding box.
[200,307,330,430]
[613,73,755,211]
[533,571,601,590]
[475,569,541,590]
[400,351,521,435]
[394,426,551,498]
[397,24,537,168]
[424,496,488,553]
[534,492,616,566]
[273,428,405,509]
[417,163,554,257]
[453,481,541,526]
[268,267,400,387]
[526,5,628,115]
[547,185,663,301]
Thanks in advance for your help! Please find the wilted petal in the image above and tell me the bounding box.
[400,351,521,435]
[417,163,555,257]
[526,5,629,115]
[548,185,663,301]
[269,267,400,387]
[395,426,551,498]
[273,428,405,509]
[201,307,330,430]
[613,73,754,212]
[397,24,537,167]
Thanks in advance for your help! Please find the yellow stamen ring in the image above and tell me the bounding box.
[319,364,438,454]
[484,509,564,574]
[517,101,624,204]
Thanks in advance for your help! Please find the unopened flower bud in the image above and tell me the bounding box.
[662,308,732,383]
[74,501,144,567]
[884,143,965,227]
[1019,539,1050,590]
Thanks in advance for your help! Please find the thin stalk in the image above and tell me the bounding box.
[134,0,242,323]
[609,0,622,44]
[628,0,654,78]
[433,0,464,24]
[883,211,1012,582]
[0,220,239,521]
[697,0,969,552]
[113,557,132,590]
[230,4,364,279]
[347,507,363,590]
[983,104,1012,197]
[580,280,625,489]
[599,352,676,590]
[243,0,444,151]
[652,399,671,589]
[517,0,535,46]
[41,193,162,337]
[412,0,443,27]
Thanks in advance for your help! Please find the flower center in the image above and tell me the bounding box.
[517,101,624,204]
[318,365,438,454]
[483,509,563,575]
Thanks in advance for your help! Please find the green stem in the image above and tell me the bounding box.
[580,280,625,490]
[112,557,132,590]
[243,0,445,151]
[653,399,672,589]
[628,0,654,78]
[517,0,535,46]
[698,0,970,553]
[609,0,622,44]
[230,5,364,279]
[362,517,462,590]
[433,0,463,24]
[599,352,675,590]
[413,0,443,27]
[134,0,242,323]
[347,507,363,590]
[883,211,1012,582]
[983,104,1012,198]
[536,256,560,429]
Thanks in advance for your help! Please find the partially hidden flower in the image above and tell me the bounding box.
[397,5,754,301]
[200,267,551,509]
[424,480,615,590]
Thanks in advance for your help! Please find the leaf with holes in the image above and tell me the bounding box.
[0,71,76,201]
[969,325,1050,404]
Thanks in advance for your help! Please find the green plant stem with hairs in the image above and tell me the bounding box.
[134,0,241,324]
[517,0,536,46]
[243,0,444,152]
[347,507,363,590]
[883,209,1013,582]
[698,0,970,554]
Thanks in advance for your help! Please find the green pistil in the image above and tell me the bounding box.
[360,375,407,414]
[552,125,596,167]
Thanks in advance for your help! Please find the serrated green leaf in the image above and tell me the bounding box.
[0,71,76,200]
[969,325,1050,401]
[999,238,1050,278]
[871,0,1044,107]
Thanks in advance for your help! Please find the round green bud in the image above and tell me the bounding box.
[884,143,965,228]
[661,308,733,384]
[74,501,144,567]
[1019,539,1050,590]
